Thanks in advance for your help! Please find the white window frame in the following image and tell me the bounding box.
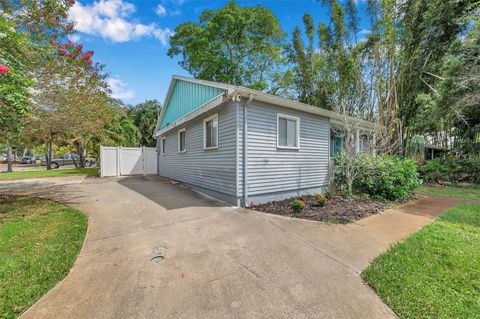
[178,128,186,153]
[161,136,166,155]
[277,113,300,150]
[203,113,219,150]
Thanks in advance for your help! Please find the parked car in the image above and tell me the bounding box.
[20,156,42,164]
[41,153,96,169]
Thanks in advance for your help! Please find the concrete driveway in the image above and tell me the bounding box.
[0,176,460,319]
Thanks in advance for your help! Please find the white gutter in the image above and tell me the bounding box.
[233,88,376,131]
[243,93,253,207]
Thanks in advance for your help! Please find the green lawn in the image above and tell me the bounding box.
[362,204,480,319]
[0,196,87,319]
[0,168,98,180]
[419,184,480,201]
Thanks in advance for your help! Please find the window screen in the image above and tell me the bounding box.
[278,115,298,148]
[179,130,186,152]
[205,116,218,148]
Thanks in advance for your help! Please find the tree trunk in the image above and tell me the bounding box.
[7,144,13,173]
[345,159,353,197]
[72,154,78,168]
[78,140,85,169]
[45,141,53,170]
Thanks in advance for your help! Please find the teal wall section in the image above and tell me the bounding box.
[160,80,225,129]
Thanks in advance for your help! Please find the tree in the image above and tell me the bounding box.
[99,104,141,147]
[396,0,474,151]
[286,14,335,109]
[415,15,480,157]
[168,1,285,91]
[127,100,161,147]
[27,40,112,169]
[1,0,79,170]
[0,14,34,172]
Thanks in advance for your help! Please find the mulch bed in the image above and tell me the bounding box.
[250,195,386,224]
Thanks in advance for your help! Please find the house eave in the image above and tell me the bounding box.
[154,92,231,137]
[153,75,236,138]
[154,80,376,137]
[233,88,376,131]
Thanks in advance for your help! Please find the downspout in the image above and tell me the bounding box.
[243,93,253,207]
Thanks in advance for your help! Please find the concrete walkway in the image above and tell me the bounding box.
[0,176,461,319]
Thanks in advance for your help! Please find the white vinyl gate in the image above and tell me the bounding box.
[100,146,157,177]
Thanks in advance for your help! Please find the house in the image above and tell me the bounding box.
[154,75,374,206]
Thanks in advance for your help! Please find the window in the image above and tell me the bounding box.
[178,128,186,153]
[330,135,343,157]
[277,114,299,149]
[161,136,166,155]
[203,114,218,150]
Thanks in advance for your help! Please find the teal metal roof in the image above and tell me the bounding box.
[159,79,225,129]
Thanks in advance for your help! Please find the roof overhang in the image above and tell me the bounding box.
[153,75,236,138]
[154,77,376,137]
[154,92,230,137]
[232,87,376,131]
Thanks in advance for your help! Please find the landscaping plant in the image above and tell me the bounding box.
[315,194,328,207]
[406,134,425,163]
[290,198,305,213]
[419,157,480,184]
[334,154,420,201]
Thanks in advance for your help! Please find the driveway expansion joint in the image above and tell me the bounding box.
[262,217,361,275]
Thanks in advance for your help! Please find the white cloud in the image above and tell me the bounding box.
[155,4,166,16]
[68,34,81,43]
[69,0,172,45]
[107,78,135,100]
[359,29,371,35]
[158,0,184,16]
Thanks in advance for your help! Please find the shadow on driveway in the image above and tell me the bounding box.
[116,175,228,211]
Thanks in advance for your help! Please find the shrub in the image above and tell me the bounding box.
[418,158,449,183]
[334,154,420,201]
[290,198,305,213]
[419,157,480,184]
[315,194,328,207]
[355,156,419,201]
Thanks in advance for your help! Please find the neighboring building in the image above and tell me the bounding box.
[154,75,374,206]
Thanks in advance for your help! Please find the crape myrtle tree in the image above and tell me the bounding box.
[30,42,112,169]
[168,1,285,91]
[0,14,34,172]
[2,0,128,169]
[1,0,77,170]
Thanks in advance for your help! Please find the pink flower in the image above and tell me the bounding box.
[65,42,74,48]
[59,49,67,55]
[0,64,10,74]
[81,51,94,60]
[75,44,83,52]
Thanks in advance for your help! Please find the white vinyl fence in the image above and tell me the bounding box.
[100,146,157,177]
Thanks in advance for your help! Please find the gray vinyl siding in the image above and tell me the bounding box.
[158,103,237,197]
[240,101,330,199]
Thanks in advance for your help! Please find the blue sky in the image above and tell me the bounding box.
[68,0,370,105]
